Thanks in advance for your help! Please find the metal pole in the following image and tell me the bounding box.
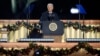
[83,15,85,39]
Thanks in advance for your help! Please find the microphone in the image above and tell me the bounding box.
[48,13,54,21]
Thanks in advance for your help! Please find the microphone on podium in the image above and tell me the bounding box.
[48,13,55,21]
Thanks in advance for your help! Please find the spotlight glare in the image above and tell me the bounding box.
[70,8,79,14]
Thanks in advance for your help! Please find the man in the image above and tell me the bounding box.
[40,3,60,22]
[39,3,61,34]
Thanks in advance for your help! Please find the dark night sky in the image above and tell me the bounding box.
[0,0,100,20]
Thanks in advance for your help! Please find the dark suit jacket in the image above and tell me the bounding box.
[40,11,60,22]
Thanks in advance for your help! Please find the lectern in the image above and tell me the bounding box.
[42,21,64,42]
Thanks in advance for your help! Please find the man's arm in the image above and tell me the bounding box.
[40,12,48,22]
[40,13,44,22]
[39,12,46,33]
[54,13,60,21]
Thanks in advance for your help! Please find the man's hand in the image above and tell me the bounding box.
[39,30,43,33]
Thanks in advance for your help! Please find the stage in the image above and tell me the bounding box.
[0,20,100,49]
[0,42,100,48]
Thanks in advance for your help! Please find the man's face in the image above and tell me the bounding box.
[47,4,54,12]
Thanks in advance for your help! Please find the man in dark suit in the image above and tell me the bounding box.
[39,3,60,34]
[40,3,60,22]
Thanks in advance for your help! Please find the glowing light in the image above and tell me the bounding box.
[70,8,79,14]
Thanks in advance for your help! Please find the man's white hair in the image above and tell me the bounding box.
[47,3,54,7]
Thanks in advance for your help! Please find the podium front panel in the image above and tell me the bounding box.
[42,21,64,35]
